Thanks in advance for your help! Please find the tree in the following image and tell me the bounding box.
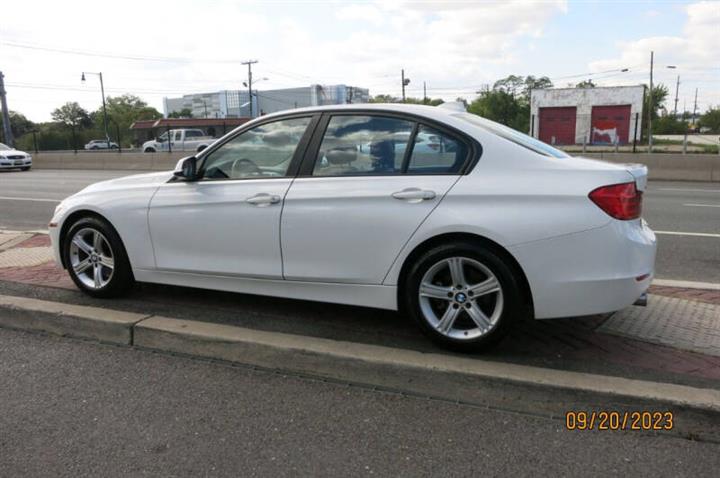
[9,111,35,137]
[51,102,92,128]
[575,79,596,88]
[467,90,527,132]
[523,76,552,101]
[644,83,669,119]
[368,94,443,105]
[653,115,688,134]
[168,108,194,118]
[493,75,525,98]
[698,107,720,133]
[368,94,400,103]
[95,94,162,146]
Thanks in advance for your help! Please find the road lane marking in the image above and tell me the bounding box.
[655,230,720,238]
[0,196,61,203]
[683,203,720,208]
[653,279,720,291]
[657,188,720,193]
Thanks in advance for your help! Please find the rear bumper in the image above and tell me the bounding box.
[510,219,656,319]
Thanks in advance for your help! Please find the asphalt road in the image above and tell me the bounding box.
[0,169,718,283]
[1,327,719,477]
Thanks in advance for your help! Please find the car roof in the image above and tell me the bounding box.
[259,103,461,122]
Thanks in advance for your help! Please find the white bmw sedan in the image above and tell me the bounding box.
[49,104,656,351]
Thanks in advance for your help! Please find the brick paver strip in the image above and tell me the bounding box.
[0,233,32,251]
[599,295,720,357]
[0,247,55,268]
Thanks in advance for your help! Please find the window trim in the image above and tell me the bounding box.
[194,113,321,182]
[297,110,480,178]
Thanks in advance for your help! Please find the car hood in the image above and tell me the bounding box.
[0,149,29,156]
[75,170,174,196]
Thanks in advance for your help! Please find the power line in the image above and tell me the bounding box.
[0,40,242,64]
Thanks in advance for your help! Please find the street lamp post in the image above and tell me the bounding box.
[647,55,676,152]
[82,71,110,149]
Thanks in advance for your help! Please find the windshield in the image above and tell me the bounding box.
[454,113,570,159]
[0,143,11,151]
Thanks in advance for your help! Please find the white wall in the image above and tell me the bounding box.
[530,86,645,144]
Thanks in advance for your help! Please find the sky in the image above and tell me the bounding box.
[1,0,718,122]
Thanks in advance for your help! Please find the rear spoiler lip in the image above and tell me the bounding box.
[622,163,648,191]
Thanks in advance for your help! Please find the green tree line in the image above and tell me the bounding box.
[2,94,162,151]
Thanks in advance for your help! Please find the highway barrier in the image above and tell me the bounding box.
[26,151,720,182]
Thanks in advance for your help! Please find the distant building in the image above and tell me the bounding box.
[163,85,370,119]
[530,85,645,145]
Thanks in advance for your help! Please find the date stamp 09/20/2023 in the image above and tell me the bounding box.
[565,411,674,431]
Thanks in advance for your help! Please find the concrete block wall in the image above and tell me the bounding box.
[27,151,720,182]
[30,152,187,171]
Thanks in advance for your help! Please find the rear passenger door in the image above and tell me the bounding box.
[281,113,472,284]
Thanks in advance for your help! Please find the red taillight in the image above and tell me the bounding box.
[588,182,642,220]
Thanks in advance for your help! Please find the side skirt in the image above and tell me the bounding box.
[133,269,398,311]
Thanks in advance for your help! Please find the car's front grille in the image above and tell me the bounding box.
[7,155,25,160]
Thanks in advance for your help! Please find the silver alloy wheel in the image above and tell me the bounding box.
[69,228,115,290]
[418,256,504,340]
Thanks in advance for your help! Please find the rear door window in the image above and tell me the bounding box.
[312,115,414,176]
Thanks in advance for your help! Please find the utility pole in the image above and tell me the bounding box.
[82,71,110,149]
[0,71,14,147]
[673,75,680,118]
[692,88,698,128]
[423,81,427,104]
[647,51,653,151]
[242,60,258,118]
[401,69,410,102]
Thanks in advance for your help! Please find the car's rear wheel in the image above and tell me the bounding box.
[144,147,156,153]
[63,217,134,298]
[403,243,526,352]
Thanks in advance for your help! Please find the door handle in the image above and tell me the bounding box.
[391,188,436,202]
[246,193,281,206]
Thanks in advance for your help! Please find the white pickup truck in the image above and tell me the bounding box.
[142,129,215,153]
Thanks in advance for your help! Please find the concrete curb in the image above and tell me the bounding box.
[653,279,720,291]
[1,294,720,412]
[0,295,150,344]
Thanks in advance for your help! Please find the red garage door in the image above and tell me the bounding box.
[591,105,631,145]
[538,107,576,145]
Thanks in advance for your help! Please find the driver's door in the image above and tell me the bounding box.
[148,115,315,278]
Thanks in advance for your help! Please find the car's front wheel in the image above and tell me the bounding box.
[63,217,134,297]
[403,242,527,352]
[20,166,31,171]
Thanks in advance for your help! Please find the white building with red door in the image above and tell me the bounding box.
[529,85,644,145]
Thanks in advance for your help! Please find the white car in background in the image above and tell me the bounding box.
[49,104,656,352]
[84,139,119,150]
[0,143,32,171]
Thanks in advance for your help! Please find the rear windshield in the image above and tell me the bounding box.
[453,113,570,159]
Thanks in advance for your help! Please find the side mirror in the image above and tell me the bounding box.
[173,156,197,180]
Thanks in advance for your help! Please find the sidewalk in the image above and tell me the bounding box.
[1,230,719,371]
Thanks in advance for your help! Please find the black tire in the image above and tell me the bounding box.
[197,145,207,153]
[20,166,31,171]
[144,148,156,153]
[63,216,134,298]
[90,146,99,150]
[402,242,528,352]
[111,145,119,150]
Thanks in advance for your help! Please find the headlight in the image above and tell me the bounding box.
[54,203,64,216]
